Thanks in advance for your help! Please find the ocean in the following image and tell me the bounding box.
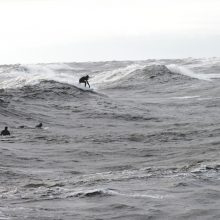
[0,58,220,219]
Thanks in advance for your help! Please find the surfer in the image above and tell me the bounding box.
[36,123,43,128]
[79,75,90,88]
[1,127,10,136]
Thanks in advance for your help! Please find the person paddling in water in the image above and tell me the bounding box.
[79,75,90,88]
[1,127,10,136]
[35,123,43,128]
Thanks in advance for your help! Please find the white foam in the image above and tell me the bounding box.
[2,61,220,90]
[171,96,200,99]
[66,187,165,199]
[91,64,144,87]
[111,191,165,199]
[0,64,79,89]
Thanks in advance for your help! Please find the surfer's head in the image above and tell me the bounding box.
[86,75,89,79]
[5,127,8,130]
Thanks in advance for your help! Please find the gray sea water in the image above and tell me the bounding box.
[0,58,220,219]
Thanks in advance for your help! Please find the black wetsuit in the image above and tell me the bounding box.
[79,76,90,88]
[36,123,42,128]
[1,127,10,136]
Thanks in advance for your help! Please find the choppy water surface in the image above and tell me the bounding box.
[0,58,220,219]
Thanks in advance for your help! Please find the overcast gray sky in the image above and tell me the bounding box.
[0,0,220,64]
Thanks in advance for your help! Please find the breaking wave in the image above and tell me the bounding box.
[1,60,219,92]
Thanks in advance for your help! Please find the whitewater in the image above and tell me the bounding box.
[0,58,220,219]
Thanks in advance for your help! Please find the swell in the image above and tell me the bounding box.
[92,64,197,90]
[1,80,98,101]
[0,62,203,92]
[1,162,219,201]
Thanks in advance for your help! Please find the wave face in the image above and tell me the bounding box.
[1,58,220,91]
[1,58,220,90]
[1,58,220,219]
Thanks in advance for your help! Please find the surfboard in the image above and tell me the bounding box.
[75,84,94,92]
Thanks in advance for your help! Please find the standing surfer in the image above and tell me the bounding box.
[79,75,90,88]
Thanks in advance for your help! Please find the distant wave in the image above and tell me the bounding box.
[167,64,220,81]
[2,163,219,201]
[1,60,220,93]
[68,188,117,198]
[0,63,146,90]
[68,188,164,199]
[0,62,200,90]
[0,64,79,89]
